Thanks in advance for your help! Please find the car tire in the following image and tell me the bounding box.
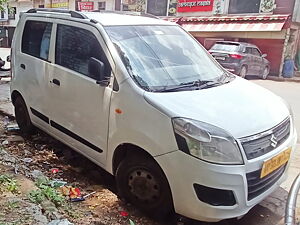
[14,96,35,134]
[116,153,174,219]
[239,66,247,78]
[262,66,269,80]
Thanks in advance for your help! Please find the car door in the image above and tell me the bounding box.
[47,21,114,166]
[244,47,254,74]
[16,18,54,128]
[251,48,262,75]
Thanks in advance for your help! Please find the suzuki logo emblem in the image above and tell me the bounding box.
[270,134,278,148]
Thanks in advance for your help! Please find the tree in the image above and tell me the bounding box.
[0,0,9,12]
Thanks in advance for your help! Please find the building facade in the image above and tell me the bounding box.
[165,0,300,76]
[1,0,299,75]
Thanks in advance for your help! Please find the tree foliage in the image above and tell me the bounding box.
[0,0,9,12]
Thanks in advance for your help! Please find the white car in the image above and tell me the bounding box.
[10,9,297,222]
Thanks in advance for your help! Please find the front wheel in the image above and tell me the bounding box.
[262,66,269,79]
[116,154,174,219]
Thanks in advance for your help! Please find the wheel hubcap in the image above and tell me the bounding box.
[128,169,160,203]
[241,67,246,77]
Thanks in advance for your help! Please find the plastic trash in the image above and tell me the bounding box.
[50,168,60,174]
[3,116,9,126]
[6,124,20,131]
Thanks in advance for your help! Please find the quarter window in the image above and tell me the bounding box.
[22,21,52,60]
[252,48,261,56]
[55,24,111,79]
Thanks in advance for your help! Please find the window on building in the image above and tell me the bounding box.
[98,1,106,10]
[21,21,52,61]
[147,0,168,16]
[8,7,16,20]
[228,0,261,14]
[55,24,111,79]
[38,5,45,8]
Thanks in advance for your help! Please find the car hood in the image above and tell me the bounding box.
[144,77,289,139]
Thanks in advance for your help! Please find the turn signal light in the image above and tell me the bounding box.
[230,54,243,59]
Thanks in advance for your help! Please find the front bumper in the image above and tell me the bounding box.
[155,129,297,222]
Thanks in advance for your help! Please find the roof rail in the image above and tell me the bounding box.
[26,8,88,19]
[91,10,159,19]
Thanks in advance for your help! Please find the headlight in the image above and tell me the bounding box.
[172,118,243,165]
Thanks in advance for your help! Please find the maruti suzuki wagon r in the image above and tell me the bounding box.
[10,9,297,222]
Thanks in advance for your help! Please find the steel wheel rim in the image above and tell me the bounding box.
[240,67,246,78]
[128,169,160,203]
[263,67,269,79]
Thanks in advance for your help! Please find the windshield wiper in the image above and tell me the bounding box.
[158,80,221,92]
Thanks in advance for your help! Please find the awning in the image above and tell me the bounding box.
[163,14,291,32]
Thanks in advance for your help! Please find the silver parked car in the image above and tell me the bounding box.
[209,41,270,79]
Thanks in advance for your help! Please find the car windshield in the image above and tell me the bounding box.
[105,25,229,92]
[211,43,240,52]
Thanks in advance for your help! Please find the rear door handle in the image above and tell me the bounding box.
[51,79,60,86]
[20,64,25,70]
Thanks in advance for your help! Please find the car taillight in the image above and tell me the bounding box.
[230,54,243,59]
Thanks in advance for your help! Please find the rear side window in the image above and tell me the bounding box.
[245,47,251,54]
[55,24,111,79]
[22,21,52,61]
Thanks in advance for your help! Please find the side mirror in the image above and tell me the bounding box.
[88,57,110,86]
[6,55,11,62]
[262,54,267,58]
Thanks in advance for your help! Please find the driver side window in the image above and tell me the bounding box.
[55,24,111,80]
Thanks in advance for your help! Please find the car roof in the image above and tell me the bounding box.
[83,12,172,26]
[215,41,258,48]
[24,9,174,26]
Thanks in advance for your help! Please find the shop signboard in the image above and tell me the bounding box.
[48,0,69,8]
[78,2,94,11]
[177,0,214,12]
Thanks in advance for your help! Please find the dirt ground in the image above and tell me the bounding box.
[0,112,299,225]
[0,113,169,225]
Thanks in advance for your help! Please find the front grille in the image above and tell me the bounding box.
[246,164,286,200]
[240,118,290,160]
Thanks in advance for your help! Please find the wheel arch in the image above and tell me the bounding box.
[112,143,160,176]
[11,90,23,106]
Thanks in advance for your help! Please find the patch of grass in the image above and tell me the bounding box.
[6,201,19,210]
[0,174,19,193]
[28,177,65,207]
[62,203,82,219]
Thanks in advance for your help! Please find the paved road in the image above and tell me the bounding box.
[252,79,300,143]
[0,78,299,225]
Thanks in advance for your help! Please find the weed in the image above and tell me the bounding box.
[63,203,82,219]
[28,189,46,204]
[0,174,19,193]
[28,178,65,207]
[6,201,19,210]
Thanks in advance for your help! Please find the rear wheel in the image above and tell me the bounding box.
[14,96,35,134]
[116,153,173,219]
[262,66,269,79]
[239,66,247,78]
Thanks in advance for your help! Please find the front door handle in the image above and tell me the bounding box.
[51,79,60,86]
[20,64,26,70]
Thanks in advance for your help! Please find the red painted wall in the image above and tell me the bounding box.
[247,39,284,75]
[274,0,295,15]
